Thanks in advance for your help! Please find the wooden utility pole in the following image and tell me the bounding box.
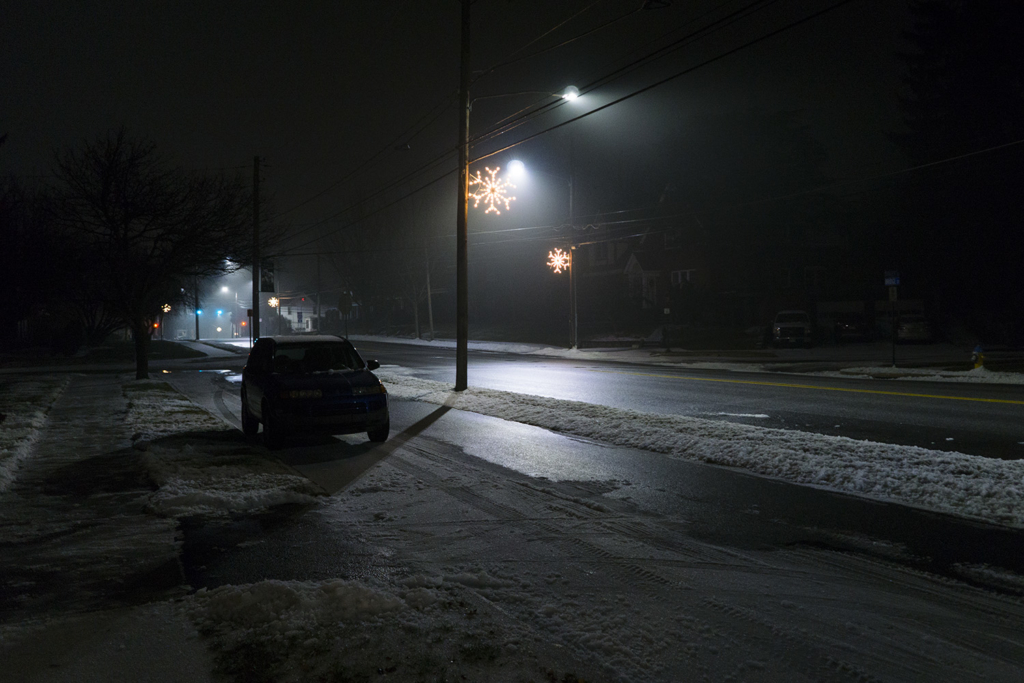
[455,0,471,391]
[252,156,261,340]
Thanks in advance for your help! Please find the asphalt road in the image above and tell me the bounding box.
[163,350,1024,590]
[351,340,1024,461]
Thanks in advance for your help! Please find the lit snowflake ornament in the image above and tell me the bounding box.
[547,248,571,274]
[470,166,516,215]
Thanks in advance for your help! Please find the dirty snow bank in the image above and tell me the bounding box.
[0,375,69,492]
[187,575,590,683]
[377,371,1024,528]
[123,380,322,517]
[821,365,1024,384]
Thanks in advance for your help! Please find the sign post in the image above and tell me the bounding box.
[247,308,253,348]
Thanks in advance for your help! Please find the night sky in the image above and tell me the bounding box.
[3,0,914,306]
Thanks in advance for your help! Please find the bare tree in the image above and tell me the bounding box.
[53,128,253,378]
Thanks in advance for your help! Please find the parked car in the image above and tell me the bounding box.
[240,335,389,448]
[896,314,933,343]
[832,312,872,343]
[771,310,815,347]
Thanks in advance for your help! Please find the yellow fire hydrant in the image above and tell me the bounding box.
[971,345,985,369]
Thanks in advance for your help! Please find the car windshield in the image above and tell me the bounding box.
[776,313,809,323]
[271,342,364,374]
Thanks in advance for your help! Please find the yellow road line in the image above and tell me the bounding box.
[591,369,1024,405]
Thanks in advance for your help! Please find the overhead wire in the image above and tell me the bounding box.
[277,0,780,250]
[472,0,858,164]
[276,0,855,257]
[275,87,459,225]
[471,0,781,147]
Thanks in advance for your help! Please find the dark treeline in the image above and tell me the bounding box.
[0,128,257,378]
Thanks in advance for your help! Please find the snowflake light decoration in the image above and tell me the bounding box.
[469,166,516,215]
[547,248,571,274]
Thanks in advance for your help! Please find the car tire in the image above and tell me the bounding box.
[367,420,390,443]
[262,402,284,450]
[240,395,259,437]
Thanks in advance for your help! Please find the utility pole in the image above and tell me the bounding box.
[425,246,435,342]
[568,128,578,349]
[455,0,471,391]
[194,275,200,341]
[252,156,261,340]
[315,253,321,333]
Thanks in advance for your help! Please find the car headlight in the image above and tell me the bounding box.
[352,383,387,396]
[280,389,322,399]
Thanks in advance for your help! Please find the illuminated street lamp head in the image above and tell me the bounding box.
[507,159,526,178]
[221,286,229,293]
[161,304,171,313]
[547,248,571,274]
[470,166,516,215]
[268,296,280,308]
[561,85,580,101]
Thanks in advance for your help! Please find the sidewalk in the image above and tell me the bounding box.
[0,374,214,683]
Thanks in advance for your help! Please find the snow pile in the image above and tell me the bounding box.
[123,379,228,441]
[0,375,69,492]
[143,444,323,517]
[825,365,1024,385]
[186,576,579,683]
[123,380,323,517]
[377,371,1024,528]
[192,579,404,636]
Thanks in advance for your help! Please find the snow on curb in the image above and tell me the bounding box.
[821,365,1024,385]
[0,376,70,493]
[123,380,323,517]
[377,371,1024,529]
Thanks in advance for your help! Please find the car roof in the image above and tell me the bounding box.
[259,335,348,344]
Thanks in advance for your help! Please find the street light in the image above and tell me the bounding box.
[456,80,581,388]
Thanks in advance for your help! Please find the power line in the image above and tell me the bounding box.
[473,0,857,164]
[276,0,782,242]
[276,0,854,254]
[275,88,459,222]
[471,0,781,148]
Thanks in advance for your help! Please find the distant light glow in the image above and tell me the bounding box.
[161,303,171,313]
[221,286,229,292]
[216,327,222,333]
[153,323,159,328]
[470,166,516,215]
[196,309,203,315]
[547,248,571,274]
[216,309,223,316]
[562,85,580,101]
[268,297,280,308]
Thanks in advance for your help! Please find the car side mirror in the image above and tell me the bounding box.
[366,359,380,371]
